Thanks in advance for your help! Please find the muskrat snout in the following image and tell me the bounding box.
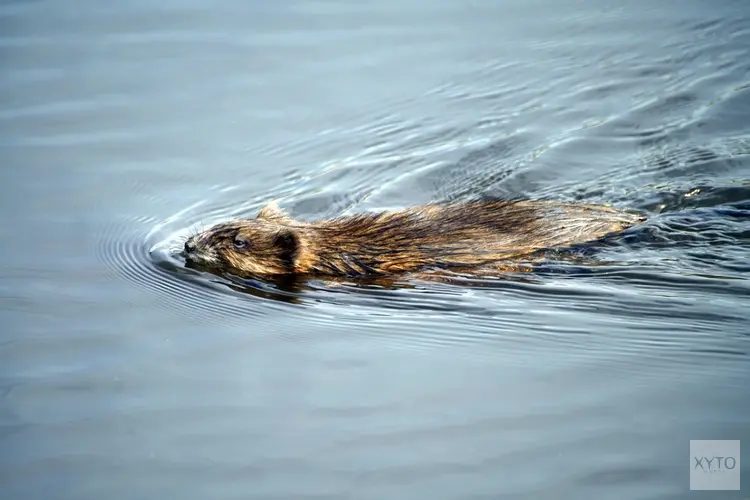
[181,232,222,267]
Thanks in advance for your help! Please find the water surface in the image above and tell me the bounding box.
[1,1,749,499]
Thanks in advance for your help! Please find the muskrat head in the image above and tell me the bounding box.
[183,201,303,276]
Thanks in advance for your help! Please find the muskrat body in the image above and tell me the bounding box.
[183,199,644,278]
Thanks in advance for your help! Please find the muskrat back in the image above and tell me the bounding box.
[183,199,644,277]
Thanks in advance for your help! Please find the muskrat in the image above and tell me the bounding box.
[183,199,644,278]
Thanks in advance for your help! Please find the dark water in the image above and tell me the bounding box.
[2,1,749,498]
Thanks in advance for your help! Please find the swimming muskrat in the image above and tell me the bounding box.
[183,199,644,278]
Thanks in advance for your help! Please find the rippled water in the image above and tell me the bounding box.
[2,1,749,499]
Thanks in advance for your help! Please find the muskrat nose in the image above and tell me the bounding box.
[184,238,196,254]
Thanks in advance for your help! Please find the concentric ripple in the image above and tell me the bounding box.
[96,175,750,358]
[94,63,750,351]
[95,191,311,329]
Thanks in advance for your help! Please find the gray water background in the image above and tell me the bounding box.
[1,1,749,499]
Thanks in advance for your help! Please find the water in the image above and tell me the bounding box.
[2,1,749,498]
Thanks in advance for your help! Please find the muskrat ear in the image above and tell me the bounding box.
[272,228,299,269]
[258,200,291,221]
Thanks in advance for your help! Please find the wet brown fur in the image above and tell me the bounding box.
[183,200,644,278]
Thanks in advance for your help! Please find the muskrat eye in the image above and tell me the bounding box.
[233,235,248,249]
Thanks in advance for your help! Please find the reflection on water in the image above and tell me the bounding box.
[1,0,750,499]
